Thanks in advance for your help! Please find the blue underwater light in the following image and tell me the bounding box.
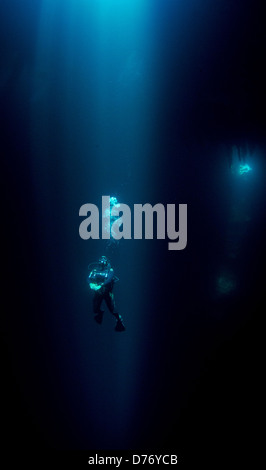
[238,163,252,175]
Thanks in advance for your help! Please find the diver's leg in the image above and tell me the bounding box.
[93,293,104,324]
[105,292,125,332]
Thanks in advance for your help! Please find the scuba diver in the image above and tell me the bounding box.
[87,256,125,332]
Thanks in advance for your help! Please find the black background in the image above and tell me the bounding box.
[1,0,265,465]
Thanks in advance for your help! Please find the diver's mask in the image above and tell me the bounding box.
[98,256,109,269]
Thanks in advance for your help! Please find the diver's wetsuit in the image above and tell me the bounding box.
[90,266,125,331]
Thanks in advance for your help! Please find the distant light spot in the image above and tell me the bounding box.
[239,164,252,175]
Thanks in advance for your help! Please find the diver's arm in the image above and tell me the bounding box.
[88,267,117,291]
[102,268,115,286]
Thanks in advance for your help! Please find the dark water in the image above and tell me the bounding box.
[1,0,265,463]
